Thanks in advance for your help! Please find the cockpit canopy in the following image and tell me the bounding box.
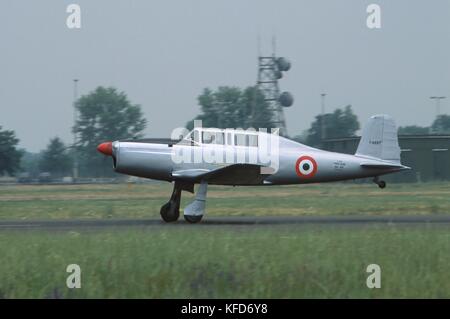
[182,128,269,147]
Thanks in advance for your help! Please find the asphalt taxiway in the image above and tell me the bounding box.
[0,215,450,231]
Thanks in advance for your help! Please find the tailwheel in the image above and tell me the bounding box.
[184,215,203,223]
[378,180,386,189]
[373,177,386,189]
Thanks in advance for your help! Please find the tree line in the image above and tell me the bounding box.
[2,86,147,179]
[398,116,450,135]
[1,85,449,178]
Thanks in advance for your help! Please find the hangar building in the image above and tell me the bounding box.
[322,135,450,183]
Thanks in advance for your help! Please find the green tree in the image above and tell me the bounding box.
[398,125,430,135]
[39,137,72,177]
[187,86,273,130]
[74,86,147,176]
[242,86,273,129]
[292,130,308,144]
[431,115,450,134]
[305,105,360,147]
[19,151,42,178]
[0,126,22,176]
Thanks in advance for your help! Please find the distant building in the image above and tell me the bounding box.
[322,135,450,183]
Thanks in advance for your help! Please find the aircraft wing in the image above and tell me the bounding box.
[171,169,211,179]
[172,164,272,185]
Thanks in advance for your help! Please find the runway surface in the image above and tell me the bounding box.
[1,215,450,230]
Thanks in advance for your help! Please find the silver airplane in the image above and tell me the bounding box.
[97,114,409,223]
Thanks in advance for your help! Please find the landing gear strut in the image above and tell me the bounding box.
[160,181,207,223]
[373,177,386,189]
[160,182,182,222]
[183,181,208,223]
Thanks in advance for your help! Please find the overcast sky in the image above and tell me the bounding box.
[1,0,449,152]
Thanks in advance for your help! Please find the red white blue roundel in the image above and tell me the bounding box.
[295,156,318,178]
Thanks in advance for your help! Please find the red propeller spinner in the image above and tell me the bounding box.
[97,142,113,156]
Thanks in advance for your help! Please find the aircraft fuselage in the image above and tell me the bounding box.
[111,137,405,186]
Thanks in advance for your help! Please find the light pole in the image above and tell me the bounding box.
[430,96,446,118]
[320,93,326,143]
[72,79,79,182]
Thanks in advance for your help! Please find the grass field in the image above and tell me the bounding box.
[1,182,450,298]
[1,225,450,298]
[0,182,449,220]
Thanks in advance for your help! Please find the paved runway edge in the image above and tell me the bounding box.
[1,215,450,230]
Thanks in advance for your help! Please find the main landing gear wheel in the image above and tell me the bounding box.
[160,202,179,222]
[184,215,203,223]
[160,183,182,222]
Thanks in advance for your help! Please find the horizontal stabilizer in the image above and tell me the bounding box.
[360,162,410,170]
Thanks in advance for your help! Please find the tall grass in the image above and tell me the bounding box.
[1,225,449,298]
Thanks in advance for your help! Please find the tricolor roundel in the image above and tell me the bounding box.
[295,155,318,178]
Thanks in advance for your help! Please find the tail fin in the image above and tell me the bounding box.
[356,114,401,163]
